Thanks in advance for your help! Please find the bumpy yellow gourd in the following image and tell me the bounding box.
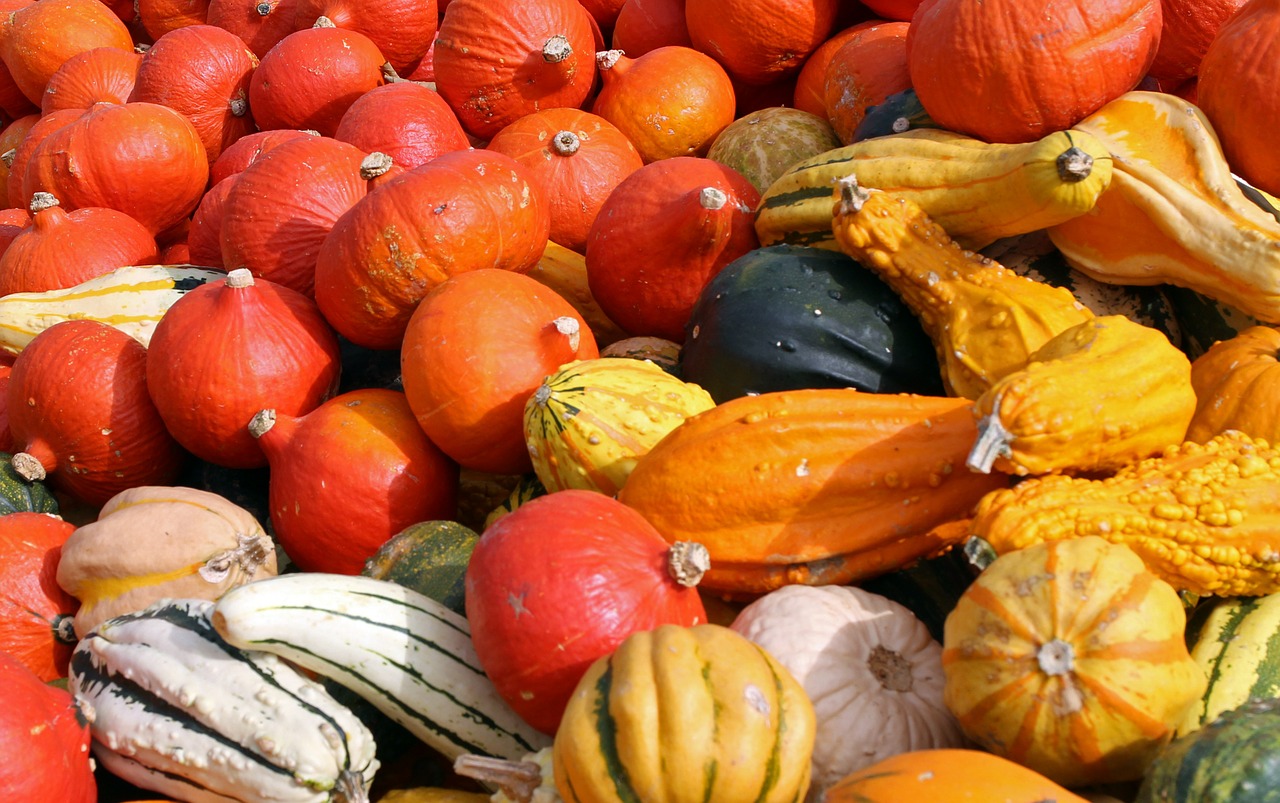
[971,431,1280,597]
[968,315,1197,476]
[756,127,1112,251]
[829,178,1094,400]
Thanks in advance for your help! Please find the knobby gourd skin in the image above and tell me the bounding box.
[968,314,1197,476]
[1049,91,1280,324]
[829,177,1094,400]
[756,126,1112,252]
[971,430,1280,597]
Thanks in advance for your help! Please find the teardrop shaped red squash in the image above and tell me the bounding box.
[40,46,142,115]
[294,0,437,74]
[0,650,95,802]
[332,81,469,171]
[0,512,78,681]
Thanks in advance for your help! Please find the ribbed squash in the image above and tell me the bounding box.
[755,127,1112,252]
[481,474,547,530]
[830,178,1094,400]
[968,315,1196,476]
[1049,91,1280,324]
[942,536,1206,786]
[553,623,816,803]
[1176,593,1280,737]
[1186,325,1280,444]
[523,357,715,496]
[970,430,1280,597]
[617,388,1009,596]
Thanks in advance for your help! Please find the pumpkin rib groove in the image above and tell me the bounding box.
[1074,568,1155,641]
[950,581,1040,645]
[1071,670,1177,740]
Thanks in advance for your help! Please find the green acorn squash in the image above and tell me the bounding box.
[680,244,944,403]
[0,451,58,516]
[852,88,940,142]
[361,520,479,616]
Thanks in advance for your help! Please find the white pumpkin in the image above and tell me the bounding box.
[730,583,967,799]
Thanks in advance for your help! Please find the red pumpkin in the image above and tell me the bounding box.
[208,127,316,185]
[0,650,95,802]
[250,388,459,574]
[685,0,838,86]
[399,269,597,475]
[6,107,83,212]
[0,207,29,261]
[0,0,36,120]
[40,46,142,115]
[247,23,386,136]
[146,268,342,469]
[585,157,760,341]
[610,0,692,56]
[0,112,38,205]
[433,0,598,139]
[906,0,1162,143]
[136,0,211,41]
[205,0,299,58]
[859,0,923,19]
[8,320,185,506]
[792,22,879,119]
[185,176,234,268]
[22,101,209,236]
[1148,0,1246,84]
[0,512,78,681]
[0,192,159,296]
[332,81,469,171]
[314,148,550,349]
[128,24,259,163]
[0,0,133,106]
[466,489,708,734]
[823,22,912,143]
[294,0,437,74]
[486,107,643,254]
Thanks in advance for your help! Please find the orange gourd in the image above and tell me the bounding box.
[0,113,37,202]
[0,512,78,681]
[1186,325,1280,444]
[610,0,691,56]
[0,0,134,106]
[791,21,880,119]
[0,0,35,120]
[823,22,911,144]
[5,107,81,213]
[205,0,299,59]
[40,46,141,114]
[685,0,838,86]
[136,0,211,41]
[1148,0,1246,85]
[332,81,470,172]
[208,127,316,185]
[822,749,1091,803]
[294,0,437,74]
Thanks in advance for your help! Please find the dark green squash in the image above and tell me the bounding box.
[679,244,945,403]
[361,520,479,616]
[0,451,58,516]
[852,88,940,142]
[1136,696,1280,802]
[1164,284,1265,360]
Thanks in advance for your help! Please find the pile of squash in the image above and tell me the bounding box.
[6,0,1280,801]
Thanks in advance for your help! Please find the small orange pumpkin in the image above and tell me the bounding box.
[685,0,838,86]
[0,512,78,681]
[1186,325,1280,444]
[822,749,1091,803]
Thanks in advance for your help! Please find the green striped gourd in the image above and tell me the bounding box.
[0,264,225,355]
[1177,593,1280,737]
[69,598,379,802]
[522,357,715,496]
[1138,697,1280,803]
[361,520,479,616]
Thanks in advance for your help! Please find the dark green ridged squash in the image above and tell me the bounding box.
[361,520,479,616]
[680,244,945,403]
[852,88,940,142]
[1136,696,1280,803]
[0,451,58,516]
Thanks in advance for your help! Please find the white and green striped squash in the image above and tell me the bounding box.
[1177,593,1280,738]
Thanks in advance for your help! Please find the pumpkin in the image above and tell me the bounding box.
[1148,0,1246,85]
[184,175,234,268]
[0,650,95,802]
[208,127,317,186]
[145,268,341,469]
[361,519,478,615]
[486,107,643,254]
[730,584,967,797]
[704,106,840,195]
[609,0,691,55]
[1186,326,1280,444]
[553,622,815,802]
[0,112,37,193]
[598,335,681,373]
[294,0,437,75]
[433,0,598,140]
[128,24,259,163]
[332,81,469,172]
[906,0,1162,143]
[8,320,184,506]
[247,23,386,137]
[248,388,459,575]
[0,0,133,106]
[591,47,736,163]
[684,0,837,86]
[22,100,209,237]
[1176,593,1280,738]
[0,0,35,120]
[5,107,81,212]
[822,22,912,144]
[942,535,1206,786]
[399,269,597,475]
[680,244,945,403]
[852,87,941,141]
[0,511,77,681]
[0,451,57,514]
[480,473,547,530]
[205,0,298,59]
[136,0,210,39]
[791,21,878,119]
[616,388,1010,596]
[314,148,551,350]
[525,241,629,348]
[822,749,1091,803]
[40,46,141,114]
[56,484,277,637]
[0,192,159,296]
[585,156,760,342]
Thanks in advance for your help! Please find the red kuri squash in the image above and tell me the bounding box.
[332,81,470,171]
[0,650,95,802]
[0,512,78,682]
[40,46,142,115]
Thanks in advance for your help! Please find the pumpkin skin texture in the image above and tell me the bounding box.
[40,46,141,114]
[906,0,1162,143]
[249,388,460,575]
[553,622,815,802]
[136,0,210,40]
[0,650,95,803]
[0,112,37,196]
[822,749,1091,803]
[145,269,341,469]
[705,106,840,195]
[610,0,692,56]
[685,0,838,86]
[5,107,81,213]
[1187,325,1280,444]
[8,320,185,507]
[467,490,709,735]
[1148,0,1246,85]
[315,149,551,350]
[823,22,912,144]
[585,156,760,342]
[792,21,879,119]
[0,511,78,681]
[730,584,966,797]
[942,536,1207,786]
[399,269,597,475]
[294,0,438,75]
[333,81,470,172]
[205,0,299,59]
[208,127,316,185]
[0,0,133,106]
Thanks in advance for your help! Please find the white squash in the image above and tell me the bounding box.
[729,584,967,800]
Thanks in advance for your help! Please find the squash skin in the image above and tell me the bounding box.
[361,520,478,616]
[0,511,77,680]
[1187,325,1280,444]
[971,431,1280,597]
[1176,593,1280,738]
[553,623,816,803]
[617,388,1009,596]
[822,748,1091,803]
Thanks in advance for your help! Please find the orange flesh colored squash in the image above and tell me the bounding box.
[822,748,1092,803]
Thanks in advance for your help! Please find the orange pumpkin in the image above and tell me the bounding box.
[822,749,1091,803]
[0,112,37,200]
[332,81,470,171]
[5,107,81,213]
[0,512,78,682]
[1186,325,1280,444]
[294,0,438,75]
[0,0,36,120]
[822,21,911,143]
[0,0,133,106]
[685,0,838,86]
[136,0,211,41]
[906,0,1162,143]
[610,0,691,56]
[791,21,880,119]
[1148,0,1246,84]
[40,46,141,115]
[205,0,298,59]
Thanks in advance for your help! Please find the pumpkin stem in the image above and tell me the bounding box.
[667,541,710,587]
[53,613,77,645]
[891,116,912,134]
[966,396,1013,474]
[0,148,14,168]
[381,62,405,83]
[1056,145,1095,183]
[595,49,624,71]
[453,754,542,802]
[226,268,255,288]
[199,532,273,585]
[551,130,580,157]
[836,175,871,215]
[552,316,581,353]
[1037,638,1075,676]
[229,94,248,117]
[360,152,395,180]
[29,191,58,214]
[867,645,914,693]
[248,409,277,439]
[542,34,573,64]
[313,14,336,28]
[255,0,274,15]
[12,452,47,482]
[700,186,727,211]
[532,381,552,407]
